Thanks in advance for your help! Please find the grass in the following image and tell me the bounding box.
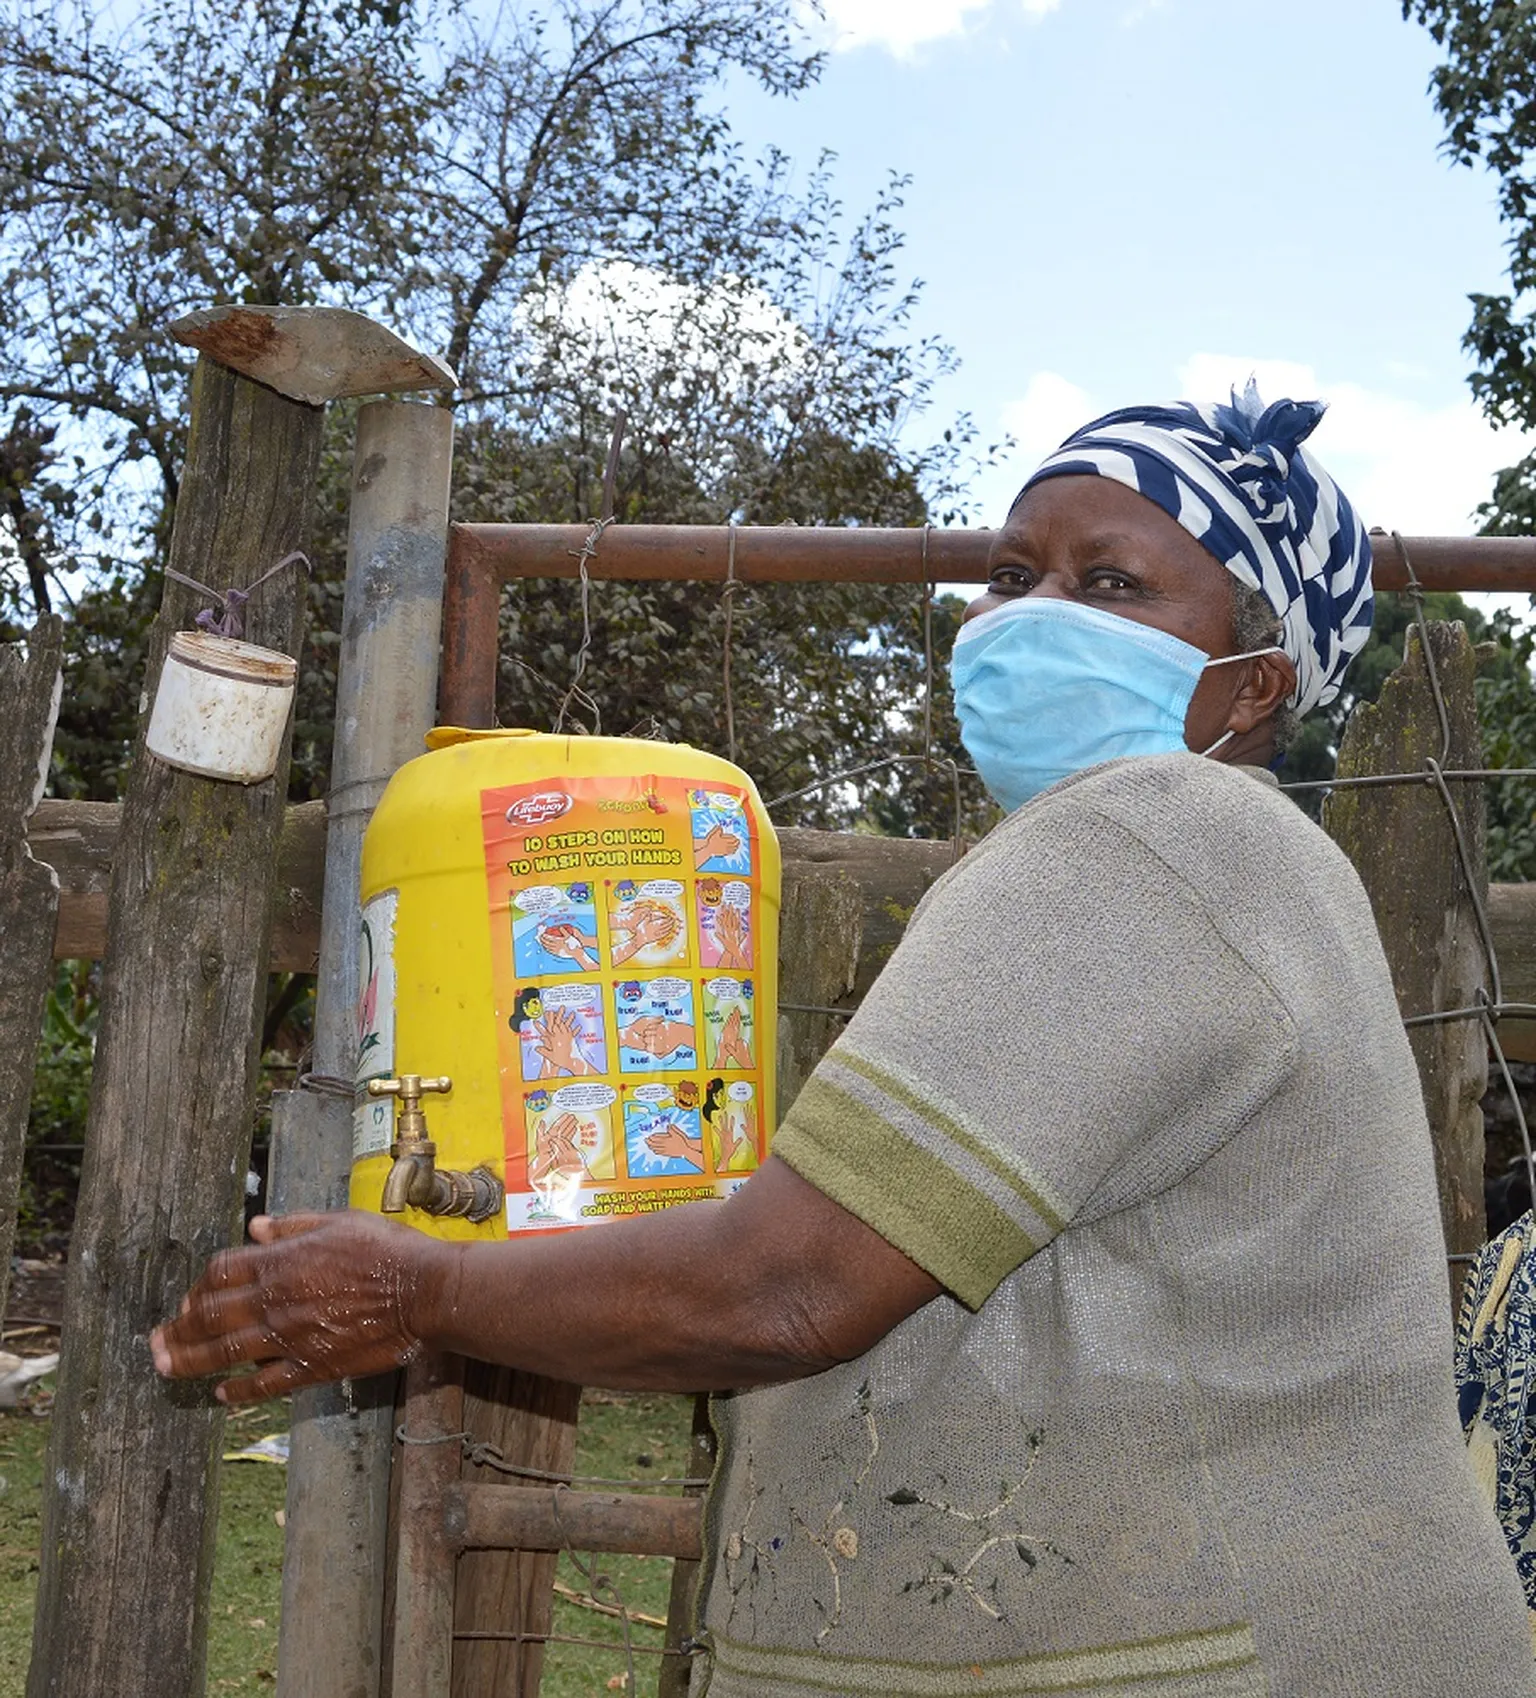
[0,1377,697,1697]
[541,1389,698,1697]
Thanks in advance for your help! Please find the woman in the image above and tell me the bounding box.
[154,388,1535,1696]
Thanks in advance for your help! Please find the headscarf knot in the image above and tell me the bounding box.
[1226,446,1292,527]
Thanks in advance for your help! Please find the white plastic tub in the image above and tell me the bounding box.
[145,631,298,784]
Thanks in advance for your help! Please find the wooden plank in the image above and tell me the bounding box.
[29,808,956,995]
[279,397,455,1698]
[777,828,953,1002]
[450,1363,581,1698]
[450,1485,703,1561]
[170,306,455,407]
[389,1353,464,1698]
[1323,622,1489,1309]
[0,615,64,1326]
[36,802,1536,1048]
[31,797,323,972]
[776,862,864,1118]
[656,1398,715,1698]
[26,356,322,1698]
[1486,884,1536,1063]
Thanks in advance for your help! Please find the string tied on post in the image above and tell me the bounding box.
[722,522,739,766]
[163,550,311,640]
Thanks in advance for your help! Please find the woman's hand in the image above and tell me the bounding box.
[152,1162,944,1398]
[149,1211,442,1407]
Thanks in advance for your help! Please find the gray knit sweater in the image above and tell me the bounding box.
[695,753,1535,1697]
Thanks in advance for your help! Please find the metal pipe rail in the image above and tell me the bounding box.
[440,524,1536,728]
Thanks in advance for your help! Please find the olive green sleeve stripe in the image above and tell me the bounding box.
[835,1046,1068,1234]
[773,1073,1035,1311]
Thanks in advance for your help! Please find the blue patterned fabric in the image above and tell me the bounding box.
[1023,382,1373,717]
[1455,1212,1536,1614]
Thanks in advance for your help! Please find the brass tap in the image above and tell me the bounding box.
[367,1073,503,1223]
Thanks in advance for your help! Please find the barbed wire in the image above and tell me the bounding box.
[395,1422,710,1489]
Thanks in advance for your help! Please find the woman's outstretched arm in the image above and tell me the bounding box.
[150,1156,943,1405]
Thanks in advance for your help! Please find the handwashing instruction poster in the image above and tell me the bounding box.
[482,772,767,1232]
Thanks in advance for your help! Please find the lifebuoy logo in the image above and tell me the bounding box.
[505,791,572,828]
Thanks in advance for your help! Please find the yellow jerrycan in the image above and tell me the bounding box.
[351,729,781,1240]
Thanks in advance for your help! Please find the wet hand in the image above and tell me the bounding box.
[537,923,598,970]
[149,1212,441,1407]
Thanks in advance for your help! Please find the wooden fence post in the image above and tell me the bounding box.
[1323,621,1488,1308]
[0,615,64,1323]
[775,863,864,1119]
[26,356,322,1698]
[276,397,455,1698]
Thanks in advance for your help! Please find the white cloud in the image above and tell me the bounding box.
[808,0,1056,56]
[999,370,1095,474]
[528,259,810,400]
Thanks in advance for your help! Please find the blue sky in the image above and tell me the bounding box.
[719,0,1531,552]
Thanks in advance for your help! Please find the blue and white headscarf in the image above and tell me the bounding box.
[1023,383,1373,716]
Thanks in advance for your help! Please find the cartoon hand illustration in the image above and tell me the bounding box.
[645,1121,704,1170]
[530,1112,589,1183]
[621,1016,695,1059]
[537,922,599,971]
[610,901,682,966]
[636,903,680,947]
[714,903,751,969]
[693,823,743,869]
[711,1106,752,1171]
[712,1004,753,1071]
[534,1005,595,1077]
[653,1019,695,1056]
[620,1014,664,1053]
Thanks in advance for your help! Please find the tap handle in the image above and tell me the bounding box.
[367,1073,452,1104]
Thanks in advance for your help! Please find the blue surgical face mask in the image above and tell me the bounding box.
[949,597,1280,814]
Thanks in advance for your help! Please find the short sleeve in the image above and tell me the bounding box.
[771,797,1298,1309]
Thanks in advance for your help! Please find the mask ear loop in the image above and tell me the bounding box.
[1199,644,1286,759]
